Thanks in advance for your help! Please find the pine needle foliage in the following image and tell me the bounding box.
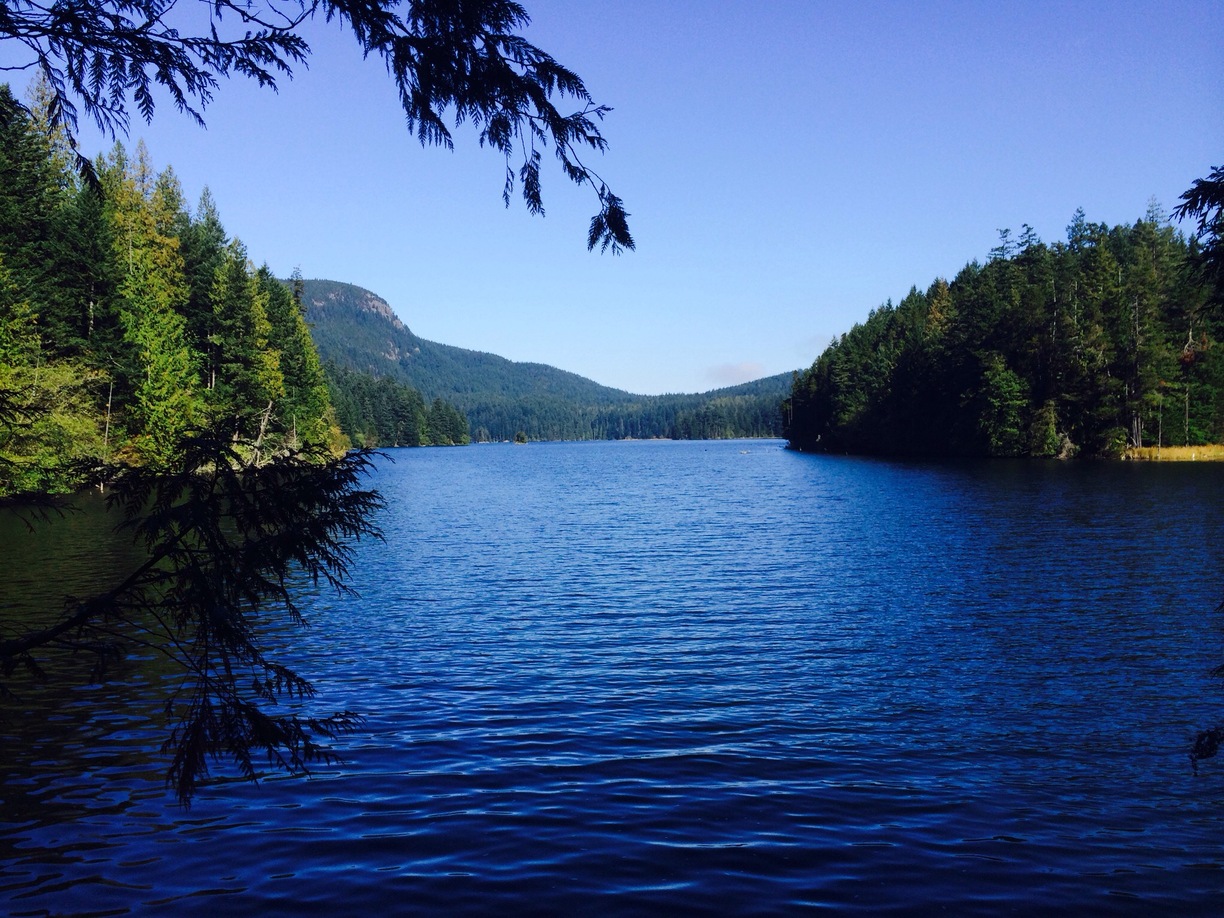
[0,0,633,252]
[1173,162,1224,306]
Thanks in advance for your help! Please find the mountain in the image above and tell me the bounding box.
[299,279,792,442]
[300,279,637,404]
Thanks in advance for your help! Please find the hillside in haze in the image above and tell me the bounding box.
[300,280,791,442]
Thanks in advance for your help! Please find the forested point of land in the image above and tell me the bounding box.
[785,211,1224,458]
[0,83,469,497]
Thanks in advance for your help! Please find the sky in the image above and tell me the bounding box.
[7,1,1224,395]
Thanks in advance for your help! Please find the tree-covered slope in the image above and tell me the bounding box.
[301,279,793,441]
[0,84,349,495]
[785,211,1224,458]
[301,279,636,405]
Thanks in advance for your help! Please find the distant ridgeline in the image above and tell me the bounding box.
[300,279,792,442]
[785,213,1224,457]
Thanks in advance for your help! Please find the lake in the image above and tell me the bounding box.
[3,439,1224,914]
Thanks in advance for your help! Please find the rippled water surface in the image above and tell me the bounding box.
[4,440,1224,915]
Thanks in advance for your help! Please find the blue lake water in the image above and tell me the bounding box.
[3,439,1224,914]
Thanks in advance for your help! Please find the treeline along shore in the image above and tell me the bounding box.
[784,207,1224,459]
[1,77,794,499]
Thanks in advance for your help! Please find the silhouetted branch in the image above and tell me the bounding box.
[0,427,384,803]
[0,0,632,250]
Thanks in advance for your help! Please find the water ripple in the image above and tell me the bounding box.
[3,442,1224,914]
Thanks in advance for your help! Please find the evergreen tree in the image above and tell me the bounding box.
[0,85,67,341]
[179,188,229,371]
[99,143,203,465]
[207,241,283,438]
[0,255,106,492]
[257,267,342,450]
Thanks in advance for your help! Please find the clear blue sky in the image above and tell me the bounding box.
[11,1,1224,395]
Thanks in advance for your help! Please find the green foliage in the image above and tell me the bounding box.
[1028,400,1064,458]
[117,281,201,466]
[0,257,108,492]
[257,267,338,450]
[206,241,284,435]
[976,355,1027,456]
[0,87,348,495]
[425,397,470,445]
[324,363,470,448]
[786,210,1224,457]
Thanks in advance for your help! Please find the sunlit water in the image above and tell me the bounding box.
[3,440,1224,915]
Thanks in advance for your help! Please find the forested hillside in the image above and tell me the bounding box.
[785,210,1224,457]
[301,279,792,441]
[0,84,470,497]
[303,279,634,406]
[0,83,349,496]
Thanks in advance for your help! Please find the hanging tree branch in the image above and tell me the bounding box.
[0,0,633,251]
[0,428,385,804]
[1173,162,1223,305]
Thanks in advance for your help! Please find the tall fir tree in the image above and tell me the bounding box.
[99,142,203,465]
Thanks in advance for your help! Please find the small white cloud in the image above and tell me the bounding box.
[705,361,766,387]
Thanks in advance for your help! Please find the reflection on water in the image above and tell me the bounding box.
[1,495,172,840]
[2,441,1224,915]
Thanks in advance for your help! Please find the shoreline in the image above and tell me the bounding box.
[1124,445,1224,462]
